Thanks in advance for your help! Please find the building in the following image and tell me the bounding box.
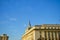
[22,24,60,40]
[0,34,9,40]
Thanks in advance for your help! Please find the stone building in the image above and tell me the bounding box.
[0,34,9,40]
[22,24,60,40]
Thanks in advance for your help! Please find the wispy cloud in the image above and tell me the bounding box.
[0,21,9,24]
[0,18,17,24]
[9,18,17,21]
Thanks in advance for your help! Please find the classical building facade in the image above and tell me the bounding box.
[22,24,60,40]
[0,34,9,40]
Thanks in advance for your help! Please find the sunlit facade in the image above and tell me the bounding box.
[0,34,9,40]
[22,24,60,40]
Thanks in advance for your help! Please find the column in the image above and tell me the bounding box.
[45,31,46,40]
[40,31,42,40]
[53,32,56,40]
[41,31,45,40]
[56,32,59,40]
[50,32,52,40]
[46,32,49,40]
[40,32,41,40]
[55,32,56,40]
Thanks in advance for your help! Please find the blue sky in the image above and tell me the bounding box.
[0,0,60,40]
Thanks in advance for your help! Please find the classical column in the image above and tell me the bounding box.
[56,32,59,40]
[53,32,56,40]
[50,32,52,40]
[40,32,41,40]
[45,31,46,40]
[41,31,45,40]
[46,32,49,40]
[40,31,42,40]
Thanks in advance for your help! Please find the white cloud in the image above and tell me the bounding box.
[9,18,17,21]
[0,17,17,24]
[0,21,9,24]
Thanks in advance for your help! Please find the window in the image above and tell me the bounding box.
[49,27,51,29]
[56,27,58,29]
[46,27,48,29]
[53,27,55,29]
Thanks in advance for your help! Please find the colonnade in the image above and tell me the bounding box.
[40,31,60,40]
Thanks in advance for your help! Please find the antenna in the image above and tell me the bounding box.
[28,20,31,27]
[27,20,31,30]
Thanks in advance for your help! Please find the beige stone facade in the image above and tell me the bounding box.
[0,34,9,40]
[22,24,60,40]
